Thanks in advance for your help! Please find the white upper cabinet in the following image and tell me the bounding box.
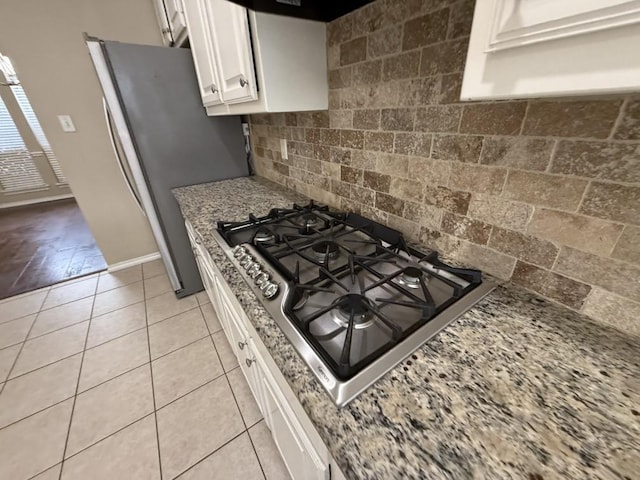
[153,0,188,46]
[461,0,640,100]
[182,0,328,115]
[204,0,258,103]
[183,0,224,106]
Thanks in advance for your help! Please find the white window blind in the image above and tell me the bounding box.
[11,86,67,184]
[0,95,47,193]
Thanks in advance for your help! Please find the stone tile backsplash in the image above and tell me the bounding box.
[249,0,640,336]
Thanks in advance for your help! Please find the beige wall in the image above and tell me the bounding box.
[250,0,640,337]
[0,0,163,265]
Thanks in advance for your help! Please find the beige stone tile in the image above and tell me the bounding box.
[0,314,35,349]
[11,321,89,378]
[579,182,640,224]
[551,140,640,183]
[0,290,47,324]
[502,171,588,211]
[86,302,146,349]
[449,163,507,196]
[488,227,558,269]
[195,291,210,305]
[522,100,621,138]
[152,337,223,408]
[582,288,640,336]
[177,432,265,480]
[157,377,245,479]
[0,399,73,480]
[29,296,94,339]
[146,291,199,325]
[480,137,553,171]
[96,265,142,294]
[555,247,640,303]
[142,259,166,279]
[0,354,81,428]
[512,261,591,310]
[211,330,239,372]
[41,276,97,310]
[66,365,154,457]
[200,303,222,334]
[227,367,262,427]
[144,274,173,299]
[611,226,640,266]
[148,308,208,359]
[467,194,533,232]
[79,329,149,392]
[455,241,517,280]
[61,415,160,480]
[459,102,526,136]
[528,209,623,257]
[32,463,62,480]
[0,344,21,381]
[249,420,291,480]
[92,281,144,317]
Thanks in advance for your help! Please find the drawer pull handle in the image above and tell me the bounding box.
[239,76,248,88]
[246,358,255,368]
[238,341,246,350]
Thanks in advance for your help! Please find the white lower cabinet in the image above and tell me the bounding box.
[184,221,344,480]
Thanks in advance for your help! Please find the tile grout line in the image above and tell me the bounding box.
[57,280,98,480]
[0,287,51,395]
[142,276,165,480]
[199,303,269,480]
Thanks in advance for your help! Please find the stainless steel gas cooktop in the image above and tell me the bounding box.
[213,202,495,407]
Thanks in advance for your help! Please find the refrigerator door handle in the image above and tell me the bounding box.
[103,98,145,215]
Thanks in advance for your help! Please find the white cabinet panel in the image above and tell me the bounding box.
[462,0,640,99]
[257,354,329,480]
[183,0,224,106]
[204,0,258,103]
[165,0,188,43]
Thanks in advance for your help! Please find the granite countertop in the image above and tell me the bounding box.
[173,176,639,480]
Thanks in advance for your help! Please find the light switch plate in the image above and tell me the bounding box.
[57,115,76,132]
[280,138,288,160]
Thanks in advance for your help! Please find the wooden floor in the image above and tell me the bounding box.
[0,198,106,300]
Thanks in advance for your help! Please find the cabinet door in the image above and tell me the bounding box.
[165,0,187,43]
[182,0,224,106]
[204,0,258,103]
[257,355,329,480]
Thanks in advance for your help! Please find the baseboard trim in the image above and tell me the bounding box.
[107,252,161,272]
[0,193,74,209]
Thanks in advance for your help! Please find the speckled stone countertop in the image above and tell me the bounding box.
[173,176,639,480]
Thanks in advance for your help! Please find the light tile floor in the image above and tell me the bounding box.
[0,260,291,480]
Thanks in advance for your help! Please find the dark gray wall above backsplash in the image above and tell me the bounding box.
[249,0,640,337]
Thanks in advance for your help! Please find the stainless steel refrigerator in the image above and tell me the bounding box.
[86,37,249,298]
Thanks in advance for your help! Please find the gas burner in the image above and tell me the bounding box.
[396,266,424,289]
[297,213,319,228]
[253,228,276,244]
[312,241,340,262]
[333,294,374,329]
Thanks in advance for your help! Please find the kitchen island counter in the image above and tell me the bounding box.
[174,176,639,480]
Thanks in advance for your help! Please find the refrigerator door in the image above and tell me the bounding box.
[87,39,249,297]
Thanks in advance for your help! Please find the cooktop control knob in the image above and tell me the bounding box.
[244,260,258,272]
[239,255,253,268]
[261,282,279,300]
[247,264,262,278]
[254,272,269,288]
[232,246,246,258]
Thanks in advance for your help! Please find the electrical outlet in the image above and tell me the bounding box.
[242,122,250,136]
[57,115,76,132]
[280,138,288,160]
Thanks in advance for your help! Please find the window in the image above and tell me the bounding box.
[0,52,67,195]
